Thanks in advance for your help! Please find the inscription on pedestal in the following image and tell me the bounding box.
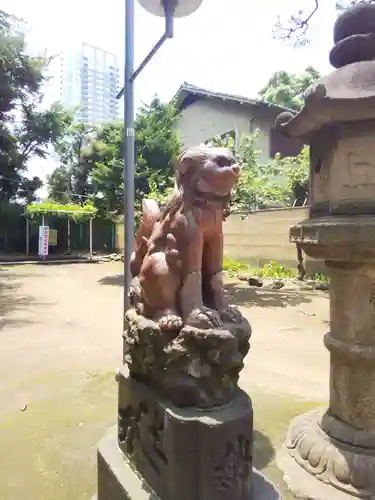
[330,122,375,212]
[309,122,375,216]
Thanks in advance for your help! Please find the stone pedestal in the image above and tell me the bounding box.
[118,370,253,500]
[96,426,280,500]
[92,309,281,499]
[95,371,280,500]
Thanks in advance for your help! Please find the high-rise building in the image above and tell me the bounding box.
[58,43,120,124]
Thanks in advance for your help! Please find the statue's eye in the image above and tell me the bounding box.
[215,156,232,168]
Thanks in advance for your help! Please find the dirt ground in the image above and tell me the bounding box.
[0,263,330,500]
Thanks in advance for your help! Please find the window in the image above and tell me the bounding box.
[269,128,305,158]
[205,130,236,152]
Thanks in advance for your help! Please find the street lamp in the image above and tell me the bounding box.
[120,0,203,328]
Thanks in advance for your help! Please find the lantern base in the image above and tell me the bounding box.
[277,407,375,500]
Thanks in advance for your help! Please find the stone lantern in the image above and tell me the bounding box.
[276,4,375,500]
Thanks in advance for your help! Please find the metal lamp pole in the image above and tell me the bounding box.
[120,0,203,329]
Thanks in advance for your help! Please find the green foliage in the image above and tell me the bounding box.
[311,272,329,283]
[271,145,309,205]
[210,129,310,210]
[49,97,181,218]
[259,67,321,111]
[222,256,251,276]
[210,132,289,210]
[26,201,96,222]
[0,199,23,223]
[0,10,72,203]
[146,181,173,205]
[223,256,330,283]
[134,97,180,191]
[48,123,96,204]
[253,261,296,279]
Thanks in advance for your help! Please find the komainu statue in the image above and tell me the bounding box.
[124,146,251,408]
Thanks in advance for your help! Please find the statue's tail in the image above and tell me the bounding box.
[131,199,161,277]
[135,199,161,245]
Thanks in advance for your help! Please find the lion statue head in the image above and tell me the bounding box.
[177,146,240,200]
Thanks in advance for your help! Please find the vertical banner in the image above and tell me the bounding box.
[38,225,49,257]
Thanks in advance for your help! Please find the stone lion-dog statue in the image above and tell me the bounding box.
[129,145,243,331]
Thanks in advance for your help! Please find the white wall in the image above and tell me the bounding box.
[176,99,277,163]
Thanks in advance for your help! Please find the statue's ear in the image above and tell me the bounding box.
[177,148,197,176]
[178,157,193,175]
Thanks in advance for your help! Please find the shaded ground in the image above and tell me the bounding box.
[0,264,330,500]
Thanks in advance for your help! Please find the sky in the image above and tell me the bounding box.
[2,0,338,190]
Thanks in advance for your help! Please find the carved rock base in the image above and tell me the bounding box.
[123,308,251,409]
[277,407,375,500]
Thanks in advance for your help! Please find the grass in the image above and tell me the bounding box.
[223,256,297,279]
[0,367,325,500]
[223,256,329,282]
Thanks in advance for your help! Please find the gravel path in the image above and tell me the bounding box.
[0,263,330,500]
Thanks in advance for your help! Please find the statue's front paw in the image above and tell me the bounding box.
[186,307,223,329]
[157,309,183,332]
[219,305,244,324]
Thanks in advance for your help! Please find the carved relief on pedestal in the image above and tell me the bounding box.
[118,402,149,454]
[213,435,252,494]
[118,402,168,475]
[144,407,168,474]
[369,281,375,331]
[370,282,375,304]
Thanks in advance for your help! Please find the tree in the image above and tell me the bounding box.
[49,97,181,217]
[46,166,73,204]
[92,98,180,215]
[276,0,375,43]
[208,132,290,210]
[259,67,321,111]
[207,131,310,210]
[88,121,126,214]
[0,9,71,203]
[271,146,310,206]
[48,123,96,203]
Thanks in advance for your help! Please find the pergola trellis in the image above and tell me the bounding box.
[25,202,97,257]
